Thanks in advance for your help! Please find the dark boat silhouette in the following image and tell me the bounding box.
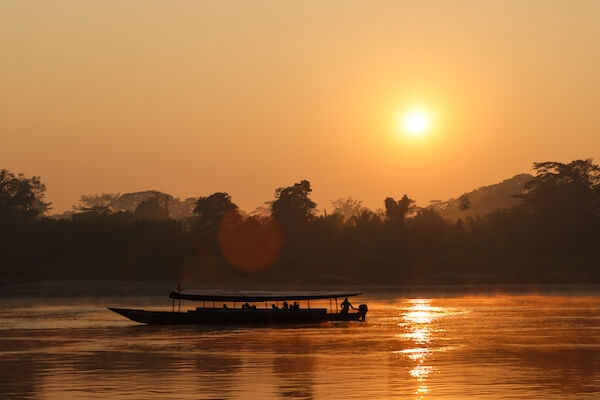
[109,289,368,325]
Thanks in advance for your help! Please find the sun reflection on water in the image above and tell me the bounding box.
[402,328,430,344]
[395,299,450,400]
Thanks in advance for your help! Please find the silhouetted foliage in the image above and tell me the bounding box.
[384,195,416,225]
[76,193,119,214]
[331,197,365,222]
[458,194,471,212]
[519,159,600,217]
[135,195,170,220]
[1,159,599,285]
[271,180,317,229]
[168,197,198,220]
[75,191,179,217]
[0,169,50,220]
[194,192,238,235]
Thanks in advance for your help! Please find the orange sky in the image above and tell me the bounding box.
[2,1,599,213]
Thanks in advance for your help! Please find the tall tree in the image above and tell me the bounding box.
[271,180,317,229]
[0,169,50,219]
[384,195,416,225]
[194,192,238,234]
[519,159,600,217]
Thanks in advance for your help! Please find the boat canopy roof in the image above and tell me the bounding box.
[169,289,362,302]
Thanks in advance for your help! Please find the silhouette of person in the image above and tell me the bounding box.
[340,297,354,314]
[271,303,278,310]
[292,301,299,310]
[282,301,289,310]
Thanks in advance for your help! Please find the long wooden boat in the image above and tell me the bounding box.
[108,289,368,325]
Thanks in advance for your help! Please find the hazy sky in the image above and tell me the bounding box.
[2,1,599,213]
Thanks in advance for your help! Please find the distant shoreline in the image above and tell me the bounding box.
[1,279,599,298]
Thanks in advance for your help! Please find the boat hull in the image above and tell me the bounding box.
[108,307,365,325]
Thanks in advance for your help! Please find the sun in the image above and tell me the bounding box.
[401,110,430,136]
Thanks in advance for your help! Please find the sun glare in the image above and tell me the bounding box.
[401,110,430,137]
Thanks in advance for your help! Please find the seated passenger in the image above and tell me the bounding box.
[271,304,278,310]
[282,301,289,310]
[292,301,299,311]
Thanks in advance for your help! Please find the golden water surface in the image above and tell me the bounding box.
[1,293,599,399]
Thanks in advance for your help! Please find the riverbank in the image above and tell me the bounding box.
[2,279,599,298]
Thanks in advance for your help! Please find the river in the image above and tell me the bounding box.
[1,290,599,399]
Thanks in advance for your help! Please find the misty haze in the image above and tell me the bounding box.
[1,1,599,400]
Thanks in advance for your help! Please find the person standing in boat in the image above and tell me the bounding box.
[340,297,355,314]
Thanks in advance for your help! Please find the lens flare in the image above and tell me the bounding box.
[218,212,282,272]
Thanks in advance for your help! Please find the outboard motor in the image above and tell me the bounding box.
[357,304,368,321]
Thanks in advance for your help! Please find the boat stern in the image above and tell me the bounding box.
[357,304,368,321]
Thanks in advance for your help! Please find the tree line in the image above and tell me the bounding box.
[1,159,599,285]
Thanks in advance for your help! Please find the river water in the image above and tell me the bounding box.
[1,291,599,399]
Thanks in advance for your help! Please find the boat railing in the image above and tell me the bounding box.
[169,289,365,317]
